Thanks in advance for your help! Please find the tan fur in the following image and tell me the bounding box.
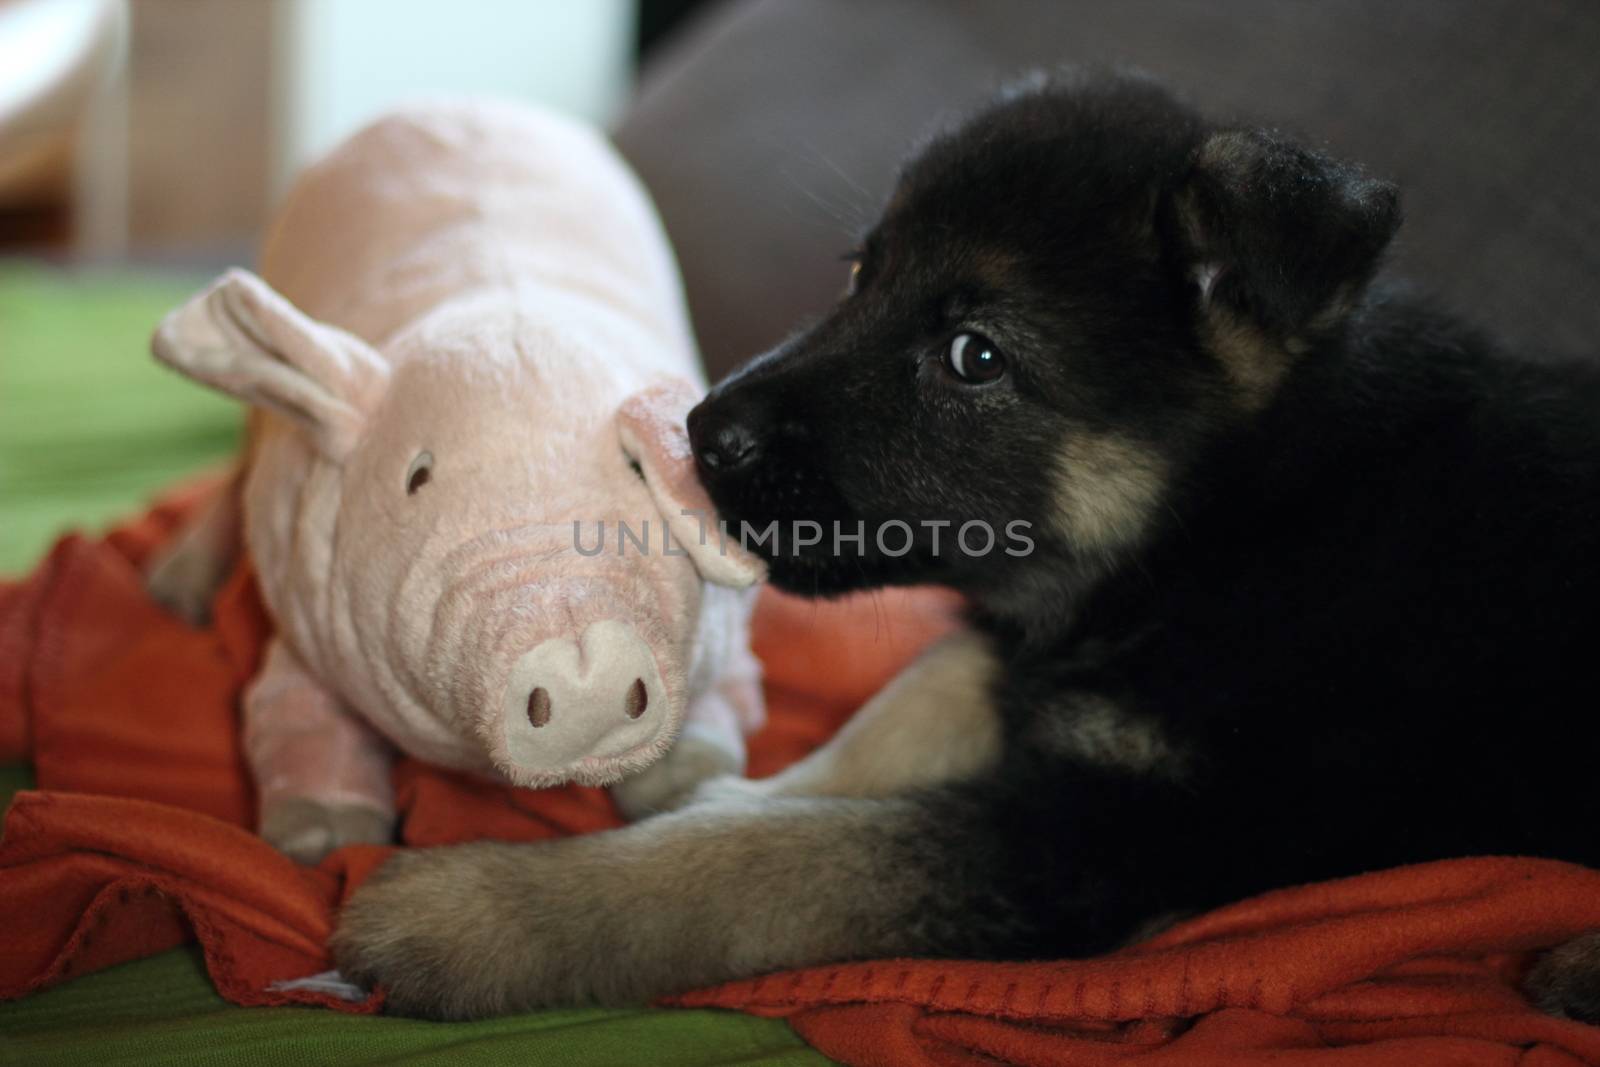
[1305,282,1358,336]
[1525,931,1600,1022]
[1033,692,1184,776]
[1181,132,1362,409]
[1200,279,1362,408]
[331,795,935,1016]
[1200,284,1365,409]
[1195,129,1259,174]
[610,730,743,817]
[1178,133,1295,409]
[332,630,1008,1016]
[1200,308,1293,408]
[692,629,1002,805]
[1052,433,1167,560]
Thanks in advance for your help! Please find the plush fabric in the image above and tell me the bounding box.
[0,488,953,1004]
[143,101,766,856]
[5,495,1600,1066]
[0,264,825,1065]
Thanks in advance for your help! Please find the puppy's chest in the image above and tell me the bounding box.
[994,637,1190,780]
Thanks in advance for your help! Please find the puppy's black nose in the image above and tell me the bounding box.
[689,396,764,473]
[701,422,758,471]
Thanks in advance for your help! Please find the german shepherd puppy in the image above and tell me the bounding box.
[332,73,1600,1021]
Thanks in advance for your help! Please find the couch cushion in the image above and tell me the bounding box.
[616,0,1600,380]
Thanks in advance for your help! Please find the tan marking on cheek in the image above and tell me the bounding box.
[1052,433,1168,559]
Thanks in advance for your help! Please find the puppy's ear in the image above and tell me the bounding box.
[1171,129,1400,392]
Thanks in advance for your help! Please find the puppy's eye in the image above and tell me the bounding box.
[944,333,1006,384]
[405,451,434,495]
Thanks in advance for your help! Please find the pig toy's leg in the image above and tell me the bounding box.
[609,646,763,819]
[247,639,396,863]
[145,466,244,625]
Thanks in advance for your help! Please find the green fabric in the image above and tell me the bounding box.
[0,261,239,575]
[0,263,831,1065]
[0,947,823,1066]
[0,761,33,810]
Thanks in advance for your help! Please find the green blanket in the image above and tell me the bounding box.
[0,262,828,1065]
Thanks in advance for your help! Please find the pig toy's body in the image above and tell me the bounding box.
[146,102,763,862]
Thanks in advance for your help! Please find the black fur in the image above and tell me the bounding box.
[690,74,1600,994]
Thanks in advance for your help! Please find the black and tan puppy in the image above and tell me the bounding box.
[332,74,1600,1020]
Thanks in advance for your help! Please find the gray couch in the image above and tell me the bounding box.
[615,0,1600,381]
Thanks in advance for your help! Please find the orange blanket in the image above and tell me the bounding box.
[4,492,1600,1067]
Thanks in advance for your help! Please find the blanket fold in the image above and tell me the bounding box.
[3,493,1599,1066]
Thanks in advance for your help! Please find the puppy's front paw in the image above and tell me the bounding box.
[331,846,527,1019]
[260,797,392,864]
[331,838,654,1017]
[1526,931,1600,1023]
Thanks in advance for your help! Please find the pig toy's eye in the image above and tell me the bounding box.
[405,451,434,495]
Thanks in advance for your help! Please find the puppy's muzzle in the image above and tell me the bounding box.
[688,391,767,475]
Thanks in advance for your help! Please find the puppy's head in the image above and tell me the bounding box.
[690,73,1400,599]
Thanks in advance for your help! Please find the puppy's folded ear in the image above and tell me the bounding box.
[1170,129,1400,391]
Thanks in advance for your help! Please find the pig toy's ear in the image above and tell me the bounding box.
[151,268,389,461]
[617,380,766,588]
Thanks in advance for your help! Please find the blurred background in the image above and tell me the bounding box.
[0,0,701,569]
[2,0,1598,572]
[0,0,666,261]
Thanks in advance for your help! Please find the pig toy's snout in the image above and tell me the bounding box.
[496,619,671,784]
[523,676,648,729]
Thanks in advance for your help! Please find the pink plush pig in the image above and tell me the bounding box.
[143,101,764,863]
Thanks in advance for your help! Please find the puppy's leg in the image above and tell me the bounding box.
[1526,932,1600,1023]
[332,790,1018,1018]
[697,628,1002,806]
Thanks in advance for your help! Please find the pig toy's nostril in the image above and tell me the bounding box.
[624,678,649,719]
[527,687,553,728]
[500,623,666,773]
